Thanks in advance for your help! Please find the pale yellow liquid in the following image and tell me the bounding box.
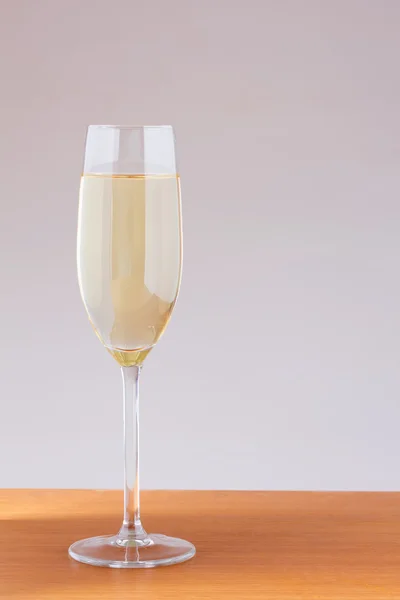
[77,174,182,366]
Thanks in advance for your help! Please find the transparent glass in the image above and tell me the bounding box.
[69,125,195,568]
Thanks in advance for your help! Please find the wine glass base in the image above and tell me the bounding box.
[68,533,196,568]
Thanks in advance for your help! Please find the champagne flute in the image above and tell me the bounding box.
[69,125,195,568]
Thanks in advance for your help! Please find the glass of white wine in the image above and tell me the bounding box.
[69,125,195,568]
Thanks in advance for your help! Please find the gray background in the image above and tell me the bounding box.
[1,0,399,490]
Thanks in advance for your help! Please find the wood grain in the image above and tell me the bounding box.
[1,490,400,599]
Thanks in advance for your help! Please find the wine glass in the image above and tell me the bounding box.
[69,125,195,568]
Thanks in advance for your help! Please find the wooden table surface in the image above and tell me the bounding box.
[1,490,400,599]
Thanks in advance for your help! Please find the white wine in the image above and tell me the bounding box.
[77,174,182,366]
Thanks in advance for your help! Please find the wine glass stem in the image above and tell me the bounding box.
[119,365,146,540]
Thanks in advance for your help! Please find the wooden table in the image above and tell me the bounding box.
[1,490,400,599]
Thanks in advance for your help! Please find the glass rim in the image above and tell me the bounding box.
[87,124,173,130]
